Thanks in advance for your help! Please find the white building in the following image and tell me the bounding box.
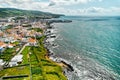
[9,54,23,67]
[0,59,4,66]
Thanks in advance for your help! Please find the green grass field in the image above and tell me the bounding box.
[0,36,67,80]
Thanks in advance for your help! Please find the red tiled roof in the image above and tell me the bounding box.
[28,38,36,43]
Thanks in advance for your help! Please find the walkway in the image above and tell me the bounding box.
[17,43,27,55]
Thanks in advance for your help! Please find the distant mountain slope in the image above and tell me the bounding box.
[0,8,63,18]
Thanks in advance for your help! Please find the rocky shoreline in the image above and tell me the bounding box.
[43,20,74,79]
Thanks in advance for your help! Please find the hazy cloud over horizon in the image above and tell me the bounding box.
[0,0,120,16]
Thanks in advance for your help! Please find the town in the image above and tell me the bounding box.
[0,16,67,80]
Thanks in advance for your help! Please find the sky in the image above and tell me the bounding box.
[0,0,120,16]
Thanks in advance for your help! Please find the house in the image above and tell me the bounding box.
[3,37,14,43]
[9,62,18,67]
[0,59,4,66]
[7,44,14,48]
[0,41,7,53]
[28,38,37,46]
[0,19,8,22]
[0,41,7,48]
[0,30,3,37]
[21,38,28,43]
[36,32,42,37]
[11,54,23,62]
[9,54,23,67]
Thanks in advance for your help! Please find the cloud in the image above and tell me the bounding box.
[48,1,56,6]
[0,0,120,16]
[49,0,103,6]
[86,7,106,13]
[111,7,120,12]
[42,6,120,16]
[0,0,49,9]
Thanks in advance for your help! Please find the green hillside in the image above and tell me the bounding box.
[0,8,63,18]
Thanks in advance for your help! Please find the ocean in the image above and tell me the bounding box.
[51,16,120,80]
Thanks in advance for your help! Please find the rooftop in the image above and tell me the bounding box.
[28,38,36,43]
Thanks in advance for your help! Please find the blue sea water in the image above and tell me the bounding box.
[52,16,120,80]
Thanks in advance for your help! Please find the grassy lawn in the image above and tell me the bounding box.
[29,53,38,65]
[29,36,67,80]
[12,41,19,45]
[46,74,59,80]
[0,66,30,80]
[0,48,16,61]
[0,46,31,80]
[0,36,67,80]
[28,28,43,33]
[21,46,30,65]
[0,43,22,61]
